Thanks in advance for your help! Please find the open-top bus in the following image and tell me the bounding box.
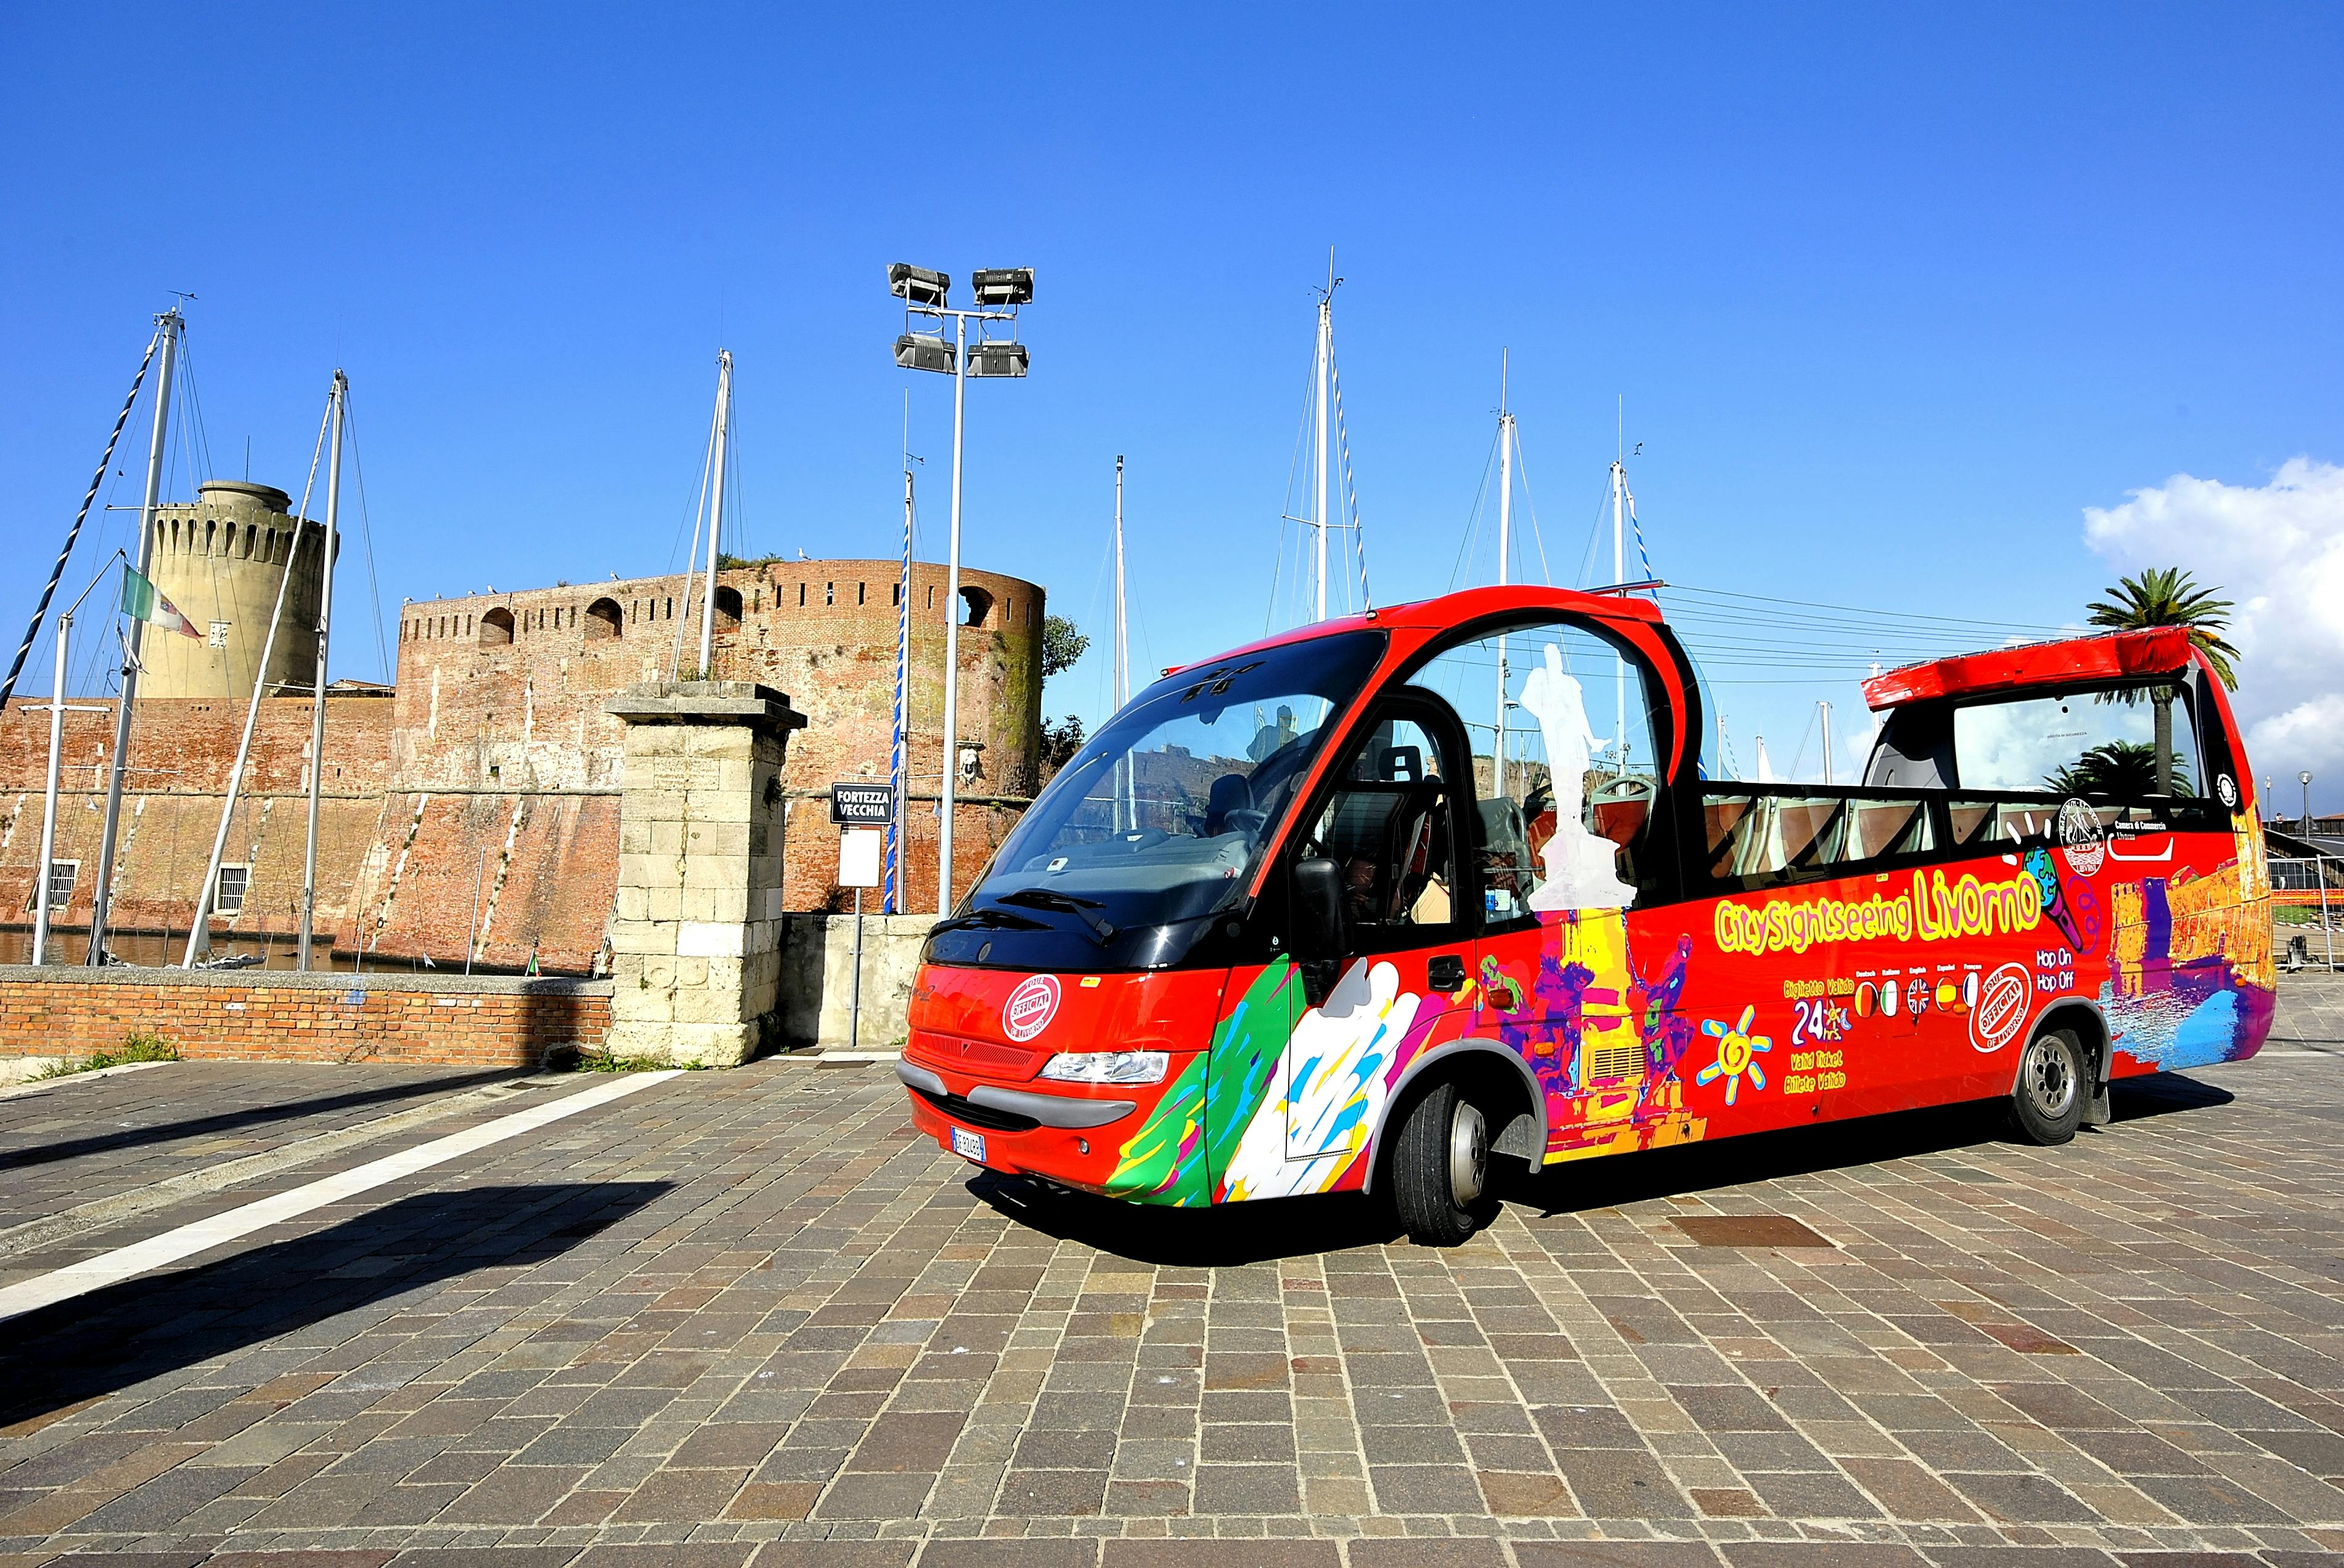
[899,587,2274,1244]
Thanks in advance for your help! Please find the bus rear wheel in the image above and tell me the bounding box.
[1389,1079,1499,1246]
[2007,1027,2087,1146]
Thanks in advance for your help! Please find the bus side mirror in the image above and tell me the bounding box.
[1291,857,1347,960]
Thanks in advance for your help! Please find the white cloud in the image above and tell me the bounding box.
[2083,457,2344,811]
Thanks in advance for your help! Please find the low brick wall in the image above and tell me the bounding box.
[0,965,611,1069]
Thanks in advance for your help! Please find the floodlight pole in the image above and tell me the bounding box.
[32,616,72,965]
[939,312,969,917]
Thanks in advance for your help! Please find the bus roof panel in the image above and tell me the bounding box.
[1860,626,2193,711]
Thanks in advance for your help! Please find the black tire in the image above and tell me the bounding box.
[1388,1079,1498,1246]
[2007,1027,2088,1145]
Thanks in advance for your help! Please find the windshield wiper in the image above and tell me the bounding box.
[932,906,1050,938]
[992,888,1118,945]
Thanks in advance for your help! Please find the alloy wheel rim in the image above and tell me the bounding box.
[1449,1101,1488,1205]
[2025,1038,2076,1119]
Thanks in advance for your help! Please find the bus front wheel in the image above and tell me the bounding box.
[2007,1027,2087,1146]
[1389,1079,1500,1246]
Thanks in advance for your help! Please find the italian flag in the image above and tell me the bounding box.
[121,565,202,639]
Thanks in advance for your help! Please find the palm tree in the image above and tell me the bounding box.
[2086,568,2239,796]
[2046,740,2191,799]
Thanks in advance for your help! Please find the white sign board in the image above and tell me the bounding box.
[838,827,884,889]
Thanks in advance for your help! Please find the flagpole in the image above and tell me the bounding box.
[86,308,180,966]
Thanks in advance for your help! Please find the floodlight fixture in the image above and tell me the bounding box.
[894,333,955,374]
[965,340,1029,378]
[970,267,1035,306]
[889,263,950,307]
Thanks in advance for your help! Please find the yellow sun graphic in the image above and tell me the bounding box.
[1697,1005,1771,1106]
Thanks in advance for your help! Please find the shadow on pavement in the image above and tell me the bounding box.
[1517,1074,2234,1215]
[0,1180,668,1427]
[968,1170,1403,1267]
[0,1068,520,1174]
[973,1073,2236,1259]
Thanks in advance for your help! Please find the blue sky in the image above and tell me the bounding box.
[5,6,2340,802]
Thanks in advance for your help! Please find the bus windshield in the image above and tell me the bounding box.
[934,629,1386,970]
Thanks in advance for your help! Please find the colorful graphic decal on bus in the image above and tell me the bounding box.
[1696,1007,1771,1105]
[2098,815,2276,1070]
[1222,960,1421,1201]
[1101,960,1292,1206]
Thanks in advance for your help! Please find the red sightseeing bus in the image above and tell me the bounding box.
[899,587,2274,1244]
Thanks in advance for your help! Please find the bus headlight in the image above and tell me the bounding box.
[1038,1050,1170,1085]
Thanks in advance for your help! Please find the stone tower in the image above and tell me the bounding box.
[140,480,338,700]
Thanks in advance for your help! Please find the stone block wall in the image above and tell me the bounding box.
[0,965,610,1069]
[605,682,801,1066]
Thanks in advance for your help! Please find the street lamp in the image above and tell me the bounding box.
[2304,771,2316,835]
[889,261,1034,917]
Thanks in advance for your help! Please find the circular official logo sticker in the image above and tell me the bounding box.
[2216,773,2238,808]
[1002,974,1061,1043]
[2058,798,2106,878]
[1970,963,2032,1053]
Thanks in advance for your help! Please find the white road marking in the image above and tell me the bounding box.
[0,1069,678,1324]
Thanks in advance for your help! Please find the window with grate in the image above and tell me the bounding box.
[215,863,251,916]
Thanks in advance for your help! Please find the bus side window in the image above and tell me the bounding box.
[1410,617,1662,919]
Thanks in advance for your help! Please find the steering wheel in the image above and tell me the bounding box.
[1222,808,1269,841]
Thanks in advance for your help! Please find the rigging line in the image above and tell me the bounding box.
[1448,423,1501,594]
[1328,343,1370,611]
[1662,602,2060,640]
[1667,583,2071,634]
[339,393,393,683]
[0,322,161,706]
[1572,472,1609,590]
[1272,332,1316,631]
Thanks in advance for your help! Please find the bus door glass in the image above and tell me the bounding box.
[1212,695,1471,1201]
[1412,618,1676,1155]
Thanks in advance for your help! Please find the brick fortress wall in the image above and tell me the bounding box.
[0,966,610,1069]
[1,555,1043,973]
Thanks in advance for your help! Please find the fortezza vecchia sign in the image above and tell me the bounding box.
[829,782,895,826]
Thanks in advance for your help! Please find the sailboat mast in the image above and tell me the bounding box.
[188,390,331,967]
[1819,701,1834,787]
[297,370,346,971]
[87,307,181,966]
[1114,454,1132,831]
[1313,284,1331,623]
[699,349,732,677]
[1610,401,1627,768]
[33,615,71,965]
[1493,353,1513,802]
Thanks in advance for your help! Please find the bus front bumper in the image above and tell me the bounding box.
[895,1056,1159,1193]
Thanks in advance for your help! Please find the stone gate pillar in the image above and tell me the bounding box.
[604,681,806,1066]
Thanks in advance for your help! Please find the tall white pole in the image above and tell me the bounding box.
[1114,454,1132,831]
[937,314,968,917]
[1819,701,1834,787]
[1494,353,1513,803]
[88,309,179,966]
[297,371,345,970]
[1611,446,1627,769]
[890,458,912,915]
[186,415,321,967]
[698,349,730,677]
[32,615,70,965]
[1313,292,1331,623]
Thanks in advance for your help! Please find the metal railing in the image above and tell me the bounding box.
[2270,855,2340,972]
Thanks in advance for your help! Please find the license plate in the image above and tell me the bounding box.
[949,1126,986,1162]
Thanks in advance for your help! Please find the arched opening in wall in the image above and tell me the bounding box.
[714,585,743,633]
[585,597,624,640]
[959,587,992,627]
[480,606,515,645]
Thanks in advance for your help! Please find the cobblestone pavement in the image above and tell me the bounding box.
[0,982,2342,1566]
[0,1062,526,1239]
